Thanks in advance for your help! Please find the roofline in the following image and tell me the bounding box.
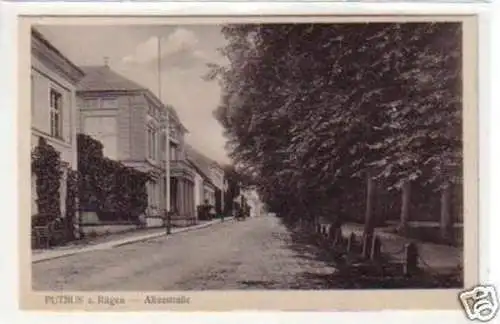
[185,143,225,171]
[32,28,85,77]
[198,151,223,170]
[76,89,144,95]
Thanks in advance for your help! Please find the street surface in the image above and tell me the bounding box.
[32,216,337,291]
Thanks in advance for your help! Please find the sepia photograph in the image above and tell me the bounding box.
[19,13,479,311]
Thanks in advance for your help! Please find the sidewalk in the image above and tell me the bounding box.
[32,217,234,264]
[341,223,463,274]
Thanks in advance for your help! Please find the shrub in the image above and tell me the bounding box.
[65,169,79,240]
[77,134,150,222]
[31,137,62,223]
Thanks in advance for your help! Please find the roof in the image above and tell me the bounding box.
[185,144,213,179]
[77,65,184,127]
[185,143,223,171]
[78,66,145,92]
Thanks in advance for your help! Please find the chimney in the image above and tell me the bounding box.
[104,56,110,68]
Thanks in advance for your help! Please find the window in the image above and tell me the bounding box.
[147,125,157,161]
[49,88,62,138]
[169,144,179,161]
[169,125,177,141]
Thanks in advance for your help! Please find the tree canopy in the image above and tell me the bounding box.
[207,23,462,225]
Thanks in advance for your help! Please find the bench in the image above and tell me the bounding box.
[32,225,51,249]
[31,220,66,249]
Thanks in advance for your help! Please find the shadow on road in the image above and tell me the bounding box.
[283,224,463,290]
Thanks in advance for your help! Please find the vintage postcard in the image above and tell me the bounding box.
[18,11,481,313]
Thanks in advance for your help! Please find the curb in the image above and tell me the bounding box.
[32,217,234,264]
[113,217,234,248]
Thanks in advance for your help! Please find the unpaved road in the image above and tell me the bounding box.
[32,216,337,291]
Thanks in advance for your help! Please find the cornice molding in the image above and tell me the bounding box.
[32,30,85,85]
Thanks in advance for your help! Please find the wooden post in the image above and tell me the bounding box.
[328,224,336,242]
[333,227,343,248]
[362,235,372,259]
[370,235,382,261]
[399,179,411,234]
[362,171,375,259]
[403,242,418,276]
[440,183,452,243]
[347,233,356,254]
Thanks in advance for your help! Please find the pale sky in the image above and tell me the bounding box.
[36,24,230,164]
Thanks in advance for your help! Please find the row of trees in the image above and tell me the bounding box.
[207,23,463,240]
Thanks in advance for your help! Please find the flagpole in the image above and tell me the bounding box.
[158,36,171,215]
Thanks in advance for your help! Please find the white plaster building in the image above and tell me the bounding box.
[76,65,196,226]
[31,28,85,218]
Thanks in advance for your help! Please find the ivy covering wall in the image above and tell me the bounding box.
[77,134,150,222]
[31,137,62,223]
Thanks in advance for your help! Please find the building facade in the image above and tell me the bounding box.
[188,160,215,209]
[76,65,196,226]
[31,29,85,218]
[207,163,226,215]
[185,144,226,215]
[168,117,198,223]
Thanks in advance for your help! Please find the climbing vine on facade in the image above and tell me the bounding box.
[31,137,63,223]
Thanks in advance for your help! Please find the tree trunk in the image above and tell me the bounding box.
[362,172,375,258]
[363,173,375,236]
[440,184,452,242]
[399,179,411,234]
